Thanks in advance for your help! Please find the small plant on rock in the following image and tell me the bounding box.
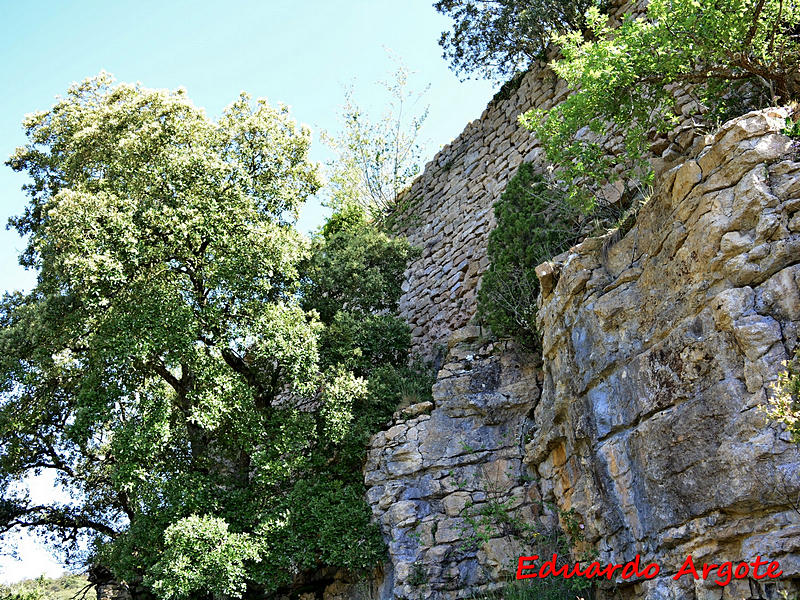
[765,348,800,444]
[784,115,800,140]
[457,461,595,599]
[408,563,428,587]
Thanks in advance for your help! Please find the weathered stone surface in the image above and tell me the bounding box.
[530,108,800,599]
[354,108,800,600]
[363,332,541,599]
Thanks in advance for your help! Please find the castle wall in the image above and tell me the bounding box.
[394,0,658,359]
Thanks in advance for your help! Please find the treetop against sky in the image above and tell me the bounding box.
[0,0,497,583]
[0,0,497,293]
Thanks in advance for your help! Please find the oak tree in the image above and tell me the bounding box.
[0,74,424,599]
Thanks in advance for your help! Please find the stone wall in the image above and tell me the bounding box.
[364,108,800,600]
[393,63,561,361]
[392,0,709,361]
[364,327,542,599]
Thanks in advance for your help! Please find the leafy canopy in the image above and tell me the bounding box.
[520,0,800,207]
[0,74,429,599]
[434,0,600,80]
[301,203,418,324]
[300,203,433,435]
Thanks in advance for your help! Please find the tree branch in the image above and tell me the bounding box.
[745,0,768,49]
[221,348,274,409]
[1,504,119,539]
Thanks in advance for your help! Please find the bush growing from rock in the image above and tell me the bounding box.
[766,348,800,444]
[477,163,582,349]
[521,0,800,208]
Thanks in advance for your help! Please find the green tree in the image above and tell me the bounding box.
[520,0,800,207]
[322,63,429,221]
[477,163,581,349]
[300,203,434,430]
[434,0,600,80]
[0,74,424,599]
[301,203,418,325]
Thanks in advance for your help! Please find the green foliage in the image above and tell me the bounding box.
[458,470,583,561]
[318,368,368,443]
[457,459,593,599]
[147,515,260,600]
[0,74,430,599]
[784,115,800,139]
[302,204,419,324]
[320,312,410,374]
[407,563,428,587]
[477,163,581,349]
[470,578,592,600]
[434,0,601,80]
[301,201,434,446]
[487,71,528,108]
[0,578,44,600]
[765,349,800,444]
[252,479,386,589]
[322,62,429,221]
[521,0,800,206]
[0,574,89,600]
[461,495,538,550]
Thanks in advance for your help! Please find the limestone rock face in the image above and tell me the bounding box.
[364,329,543,599]
[360,109,800,600]
[531,107,800,599]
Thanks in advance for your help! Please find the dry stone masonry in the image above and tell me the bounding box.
[392,0,712,361]
[393,64,562,360]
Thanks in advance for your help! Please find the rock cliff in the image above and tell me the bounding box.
[531,108,800,599]
[364,328,541,599]
[361,108,800,600]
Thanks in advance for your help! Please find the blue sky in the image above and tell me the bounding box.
[0,0,497,583]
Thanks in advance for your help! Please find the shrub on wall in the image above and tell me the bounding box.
[477,163,582,350]
[322,64,430,222]
[302,203,419,324]
[520,0,800,208]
